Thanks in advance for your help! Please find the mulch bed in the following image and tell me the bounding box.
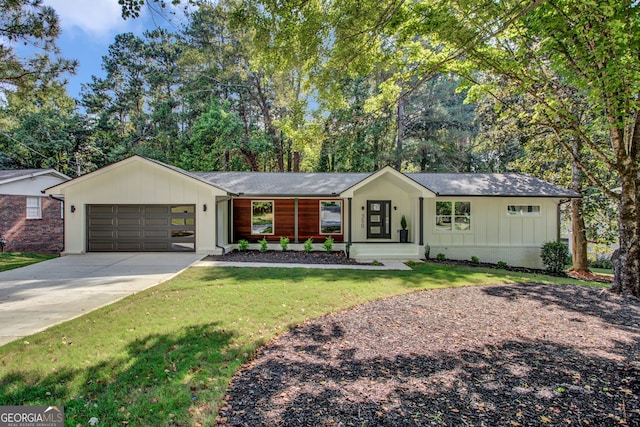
[217,284,639,426]
[205,250,366,265]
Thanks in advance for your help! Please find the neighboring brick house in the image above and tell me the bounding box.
[0,169,70,254]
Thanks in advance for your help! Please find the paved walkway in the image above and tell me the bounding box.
[193,259,413,270]
[0,254,412,346]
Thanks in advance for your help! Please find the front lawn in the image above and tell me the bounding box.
[0,263,598,426]
[0,252,57,272]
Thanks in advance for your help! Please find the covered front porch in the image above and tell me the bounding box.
[340,167,435,259]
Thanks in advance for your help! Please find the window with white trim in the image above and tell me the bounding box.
[507,205,540,216]
[436,201,471,231]
[26,197,42,219]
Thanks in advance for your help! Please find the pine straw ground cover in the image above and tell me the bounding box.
[218,283,640,426]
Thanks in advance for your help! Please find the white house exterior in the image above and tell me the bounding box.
[45,156,579,268]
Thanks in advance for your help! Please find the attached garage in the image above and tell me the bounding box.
[87,204,196,252]
[43,156,228,255]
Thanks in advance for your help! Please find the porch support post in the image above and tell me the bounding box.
[348,197,352,258]
[294,198,299,243]
[419,197,424,246]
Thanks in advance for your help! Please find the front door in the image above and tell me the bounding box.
[367,200,391,239]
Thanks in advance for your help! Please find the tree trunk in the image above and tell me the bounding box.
[570,198,589,271]
[569,137,589,272]
[611,172,640,297]
[610,121,640,297]
[395,98,404,170]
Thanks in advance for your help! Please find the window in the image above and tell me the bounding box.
[26,197,42,219]
[251,201,274,235]
[507,205,540,216]
[436,201,471,231]
[320,200,342,234]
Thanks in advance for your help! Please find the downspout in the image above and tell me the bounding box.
[347,197,352,258]
[557,199,571,242]
[47,194,65,255]
[419,197,424,246]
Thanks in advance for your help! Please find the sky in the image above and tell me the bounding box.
[43,0,187,99]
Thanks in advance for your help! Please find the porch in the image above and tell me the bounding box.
[348,243,423,260]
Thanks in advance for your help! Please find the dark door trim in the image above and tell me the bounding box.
[366,200,391,239]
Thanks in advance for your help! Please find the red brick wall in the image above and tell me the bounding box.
[0,195,64,254]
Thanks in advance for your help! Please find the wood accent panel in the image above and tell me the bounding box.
[233,198,344,242]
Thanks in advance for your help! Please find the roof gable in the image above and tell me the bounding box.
[44,155,227,194]
[339,166,435,198]
[0,169,70,186]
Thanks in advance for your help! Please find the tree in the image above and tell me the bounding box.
[80,32,148,158]
[232,0,640,297]
[180,99,253,171]
[180,0,311,171]
[0,0,76,100]
[1,107,98,177]
[403,74,478,172]
[441,0,640,295]
[317,75,394,172]
[471,75,618,273]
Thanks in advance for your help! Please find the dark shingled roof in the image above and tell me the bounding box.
[194,170,578,198]
[194,171,371,196]
[406,173,580,197]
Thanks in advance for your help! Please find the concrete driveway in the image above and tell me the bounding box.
[0,252,204,346]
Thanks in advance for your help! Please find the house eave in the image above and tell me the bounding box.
[434,193,582,198]
[233,193,342,198]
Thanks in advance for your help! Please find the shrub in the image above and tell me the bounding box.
[279,236,289,251]
[436,253,446,261]
[590,258,614,269]
[589,253,614,270]
[540,241,570,273]
[497,261,508,269]
[400,214,408,230]
[323,236,334,253]
[238,239,249,251]
[470,256,479,264]
[259,237,268,253]
[303,238,313,253]
[372,260,382,266]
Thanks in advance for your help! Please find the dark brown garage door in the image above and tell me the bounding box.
[87,205,195,252]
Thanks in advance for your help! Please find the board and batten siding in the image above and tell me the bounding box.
[349,173,423,243]
[424,197,561,269]
[232,198,344,243]
[58,159,225,254]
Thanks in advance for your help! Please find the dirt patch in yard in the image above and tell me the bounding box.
[217,284,639,426]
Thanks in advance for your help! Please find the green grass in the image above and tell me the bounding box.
[0,262,601,426]
[0,252,57,272]
[591,267,614,276]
